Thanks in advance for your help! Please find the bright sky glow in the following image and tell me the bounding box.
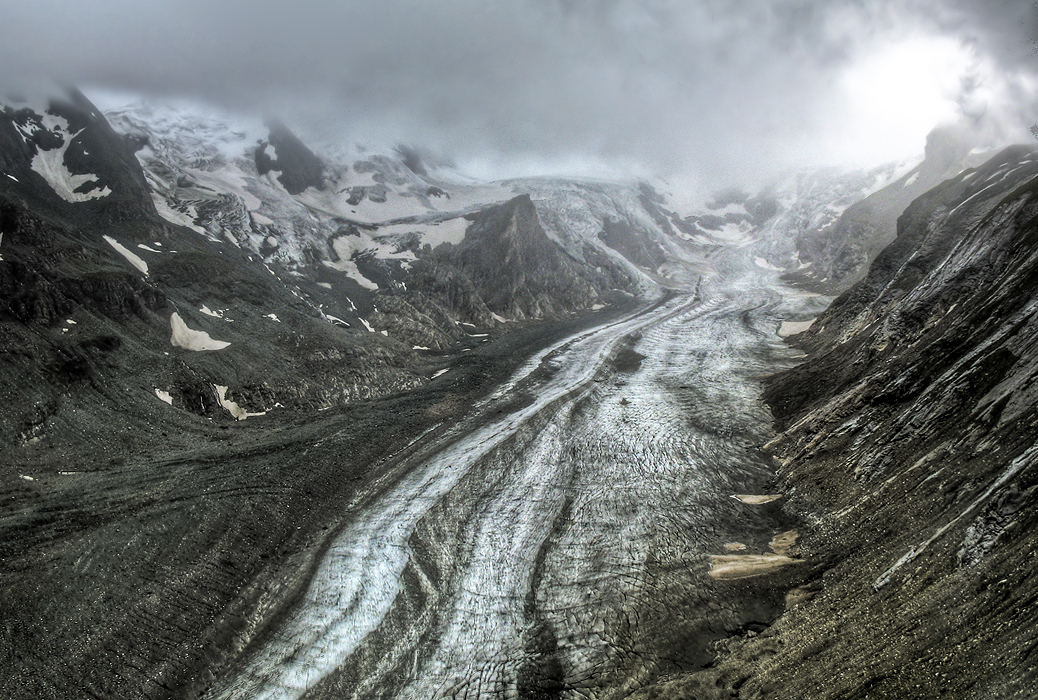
[827,35,979,164]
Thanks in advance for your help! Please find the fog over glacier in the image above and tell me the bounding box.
[1,0,1036,186]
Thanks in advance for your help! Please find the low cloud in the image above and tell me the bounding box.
[2,0,1036,187]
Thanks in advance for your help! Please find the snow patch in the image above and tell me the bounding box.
[20,475,34,482]
[265,313,281,322]
[30,129,112,203]
[215,385,266,420]
[376,217,470,248]
[152,194,205,233]
[412,345,430,350]
[170,312,231,351]
[154,389,173,405]
[199,305,229,319]
[358,317,375,333]
[431,368,449,379]
[103,235,149,275]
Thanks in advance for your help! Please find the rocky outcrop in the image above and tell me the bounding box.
[436,194,600,320]
[254,120,324,194]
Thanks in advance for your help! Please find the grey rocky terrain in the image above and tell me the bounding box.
[2,92,1037,699]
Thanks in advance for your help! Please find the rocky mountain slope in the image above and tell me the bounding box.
[633,144,1038,699]
[4,89,1035,700]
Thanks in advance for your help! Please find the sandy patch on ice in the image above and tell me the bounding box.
[708,554,804,580]
[769,530,799,556]
[731,494,783,505]
[778,318,816,337]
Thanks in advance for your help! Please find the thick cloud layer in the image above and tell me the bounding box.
[2,0,1036,185]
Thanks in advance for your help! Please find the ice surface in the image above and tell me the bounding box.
[754,257,784,271]
[169,313,231,351]
[103,236,149,275]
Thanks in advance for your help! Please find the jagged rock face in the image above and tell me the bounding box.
[701,145,1038,699]
[254,120,325,195]
[0,91,158,226]
[440,194,599,320]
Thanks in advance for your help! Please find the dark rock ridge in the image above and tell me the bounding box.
[637,145,1038,699]
[254,120,325,194]
[436,194,601,320]
[0,89,158,226]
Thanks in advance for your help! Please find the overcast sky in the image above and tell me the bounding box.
[2,0,1036,186]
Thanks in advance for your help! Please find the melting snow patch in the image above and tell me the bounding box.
[65,319,76,325]
[152,194,205,233]
[413,345,430,350]
[137,243,163,253]
[214,385,266,420]
[31,130,112,203]
[358,317,375,333]
[103,235,149,275]
[199,305,227,319]
[154,389,173,405]
[431,368,449,379]
[323,236,381,291]
[325,314,349,326]
[170,312,231,351]
[380,329,388,336]
[265,313,281,322]
[317,282,332,289]
[20,475,34,482]
[491,312,508,323]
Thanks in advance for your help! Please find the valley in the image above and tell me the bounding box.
[3,92,1037,699]
[209,269,815,700]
